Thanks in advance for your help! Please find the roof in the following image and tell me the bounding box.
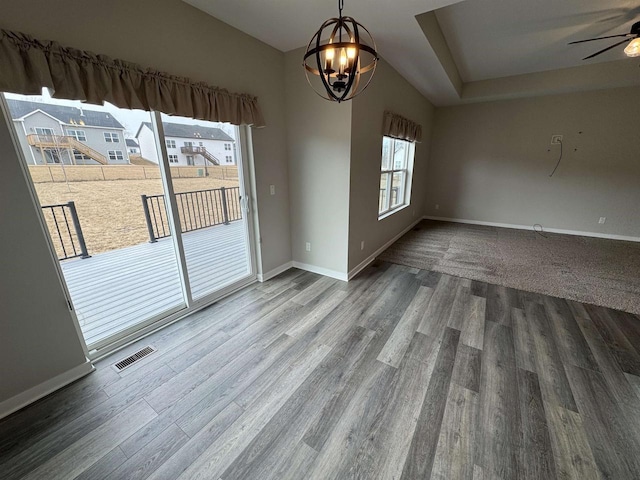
[125,139,139,148]
[6,99,125,129]
[137,122,234,142]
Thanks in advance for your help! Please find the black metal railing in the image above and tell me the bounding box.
[141,186,242,243]
[40,201,90,261]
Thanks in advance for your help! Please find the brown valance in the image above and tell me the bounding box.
[382,111,422,142]
[0,29,266,127]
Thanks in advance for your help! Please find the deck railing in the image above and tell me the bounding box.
[40,201,91,261]
[141,186,242,242]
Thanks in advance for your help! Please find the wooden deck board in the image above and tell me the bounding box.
[61,221,249,346]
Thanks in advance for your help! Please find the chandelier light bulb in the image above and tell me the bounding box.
[624,38,640,57]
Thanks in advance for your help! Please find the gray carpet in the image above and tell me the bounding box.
[379,220,640,315]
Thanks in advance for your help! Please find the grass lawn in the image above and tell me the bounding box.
[34,177,239,257]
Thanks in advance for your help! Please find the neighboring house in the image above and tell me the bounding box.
[7,99,130,165]
[136,122,236,167]
[126,139,140,155]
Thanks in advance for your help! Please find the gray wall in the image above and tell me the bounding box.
[0,106,88,408]
[425,86,640,237]
[348,58,435,271]
[284,48,352,275]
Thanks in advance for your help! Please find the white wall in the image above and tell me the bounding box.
[348,58,435,272]
[284,48,352,277]
[0,104,90,417]
[425,86,640,238]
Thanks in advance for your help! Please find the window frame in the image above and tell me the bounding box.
[107,150,124,161]
[168,154,179,163]
[378,136,415,219]
[35,127,55,136]
[165,139,176,149]
[104,132,119,143]
[67,129,87,142]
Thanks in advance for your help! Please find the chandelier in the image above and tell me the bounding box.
[303,0,378,102]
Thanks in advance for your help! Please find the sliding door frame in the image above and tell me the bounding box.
[1,93,259,360]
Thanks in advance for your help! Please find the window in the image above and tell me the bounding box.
[108,150,124,161]
[166,139,176,149]
[225,155,232,163]
[168,154,179,163]
[73,150,92,162]
[44,149,61,164]
[224,143,231,150]
[104,132,119,143]
[67,129,87,142]
[35,127,54,136]
[184,141,193,147]
[186,155,195,166]
[379,136,414,217]
[129,148,137,154]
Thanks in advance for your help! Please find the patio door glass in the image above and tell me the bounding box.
[159,113,253,301]
[3,91,188,350]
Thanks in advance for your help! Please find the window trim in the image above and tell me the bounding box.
[168,154,179,163]
[107,150,124,161]
[104,132,120,143]
[35,127,55,136]
[378,136,415,220]
[67,129,87,142]
[165,139,176,149]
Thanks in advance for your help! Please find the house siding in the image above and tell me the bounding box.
[16,111,129,165]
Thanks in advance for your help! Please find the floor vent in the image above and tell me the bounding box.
[112,346,157,372]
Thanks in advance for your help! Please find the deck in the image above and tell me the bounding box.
[61,221,250,346]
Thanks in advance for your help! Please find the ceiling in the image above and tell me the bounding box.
[436,0,640,82]
[183,0,640,105]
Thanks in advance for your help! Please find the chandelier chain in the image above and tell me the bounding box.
[338,0,344,18]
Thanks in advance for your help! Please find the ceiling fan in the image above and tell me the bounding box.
[569,20,640,59]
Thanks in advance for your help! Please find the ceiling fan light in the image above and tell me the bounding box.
[624,38,640,57]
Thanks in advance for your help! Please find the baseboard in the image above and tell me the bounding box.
[292,261,348,282]
[257,261,293,282]
[348,217,424,280]
[0,359,94,420]
[423,216,640,243]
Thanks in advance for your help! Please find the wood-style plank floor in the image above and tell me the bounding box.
[2,262,640,479]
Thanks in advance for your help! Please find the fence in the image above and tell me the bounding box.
[141,186,242,242]
[28,165,239,183]
[40,201,90,261]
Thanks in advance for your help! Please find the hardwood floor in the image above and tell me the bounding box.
[2,261,640,479]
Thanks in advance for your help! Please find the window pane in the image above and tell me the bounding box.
[391,171,405,207]
[381,137,392,170]
[393,140,406,170]
[379,172,391,213]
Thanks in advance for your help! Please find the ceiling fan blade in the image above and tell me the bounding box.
[583,38,633,59]
[569,34,631,45]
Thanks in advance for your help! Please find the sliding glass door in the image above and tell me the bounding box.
[2,90,255,353]
[158,113,253,301]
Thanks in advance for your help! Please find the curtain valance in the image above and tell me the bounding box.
[382,111,421,142]
[0,29,265,127]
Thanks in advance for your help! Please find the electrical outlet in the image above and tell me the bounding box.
[305,242,311,252]
[435,204,440,210]
[598,217,606,224]
[361,240,365,251]
[551,135,563,145]
[269,185,276,195]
